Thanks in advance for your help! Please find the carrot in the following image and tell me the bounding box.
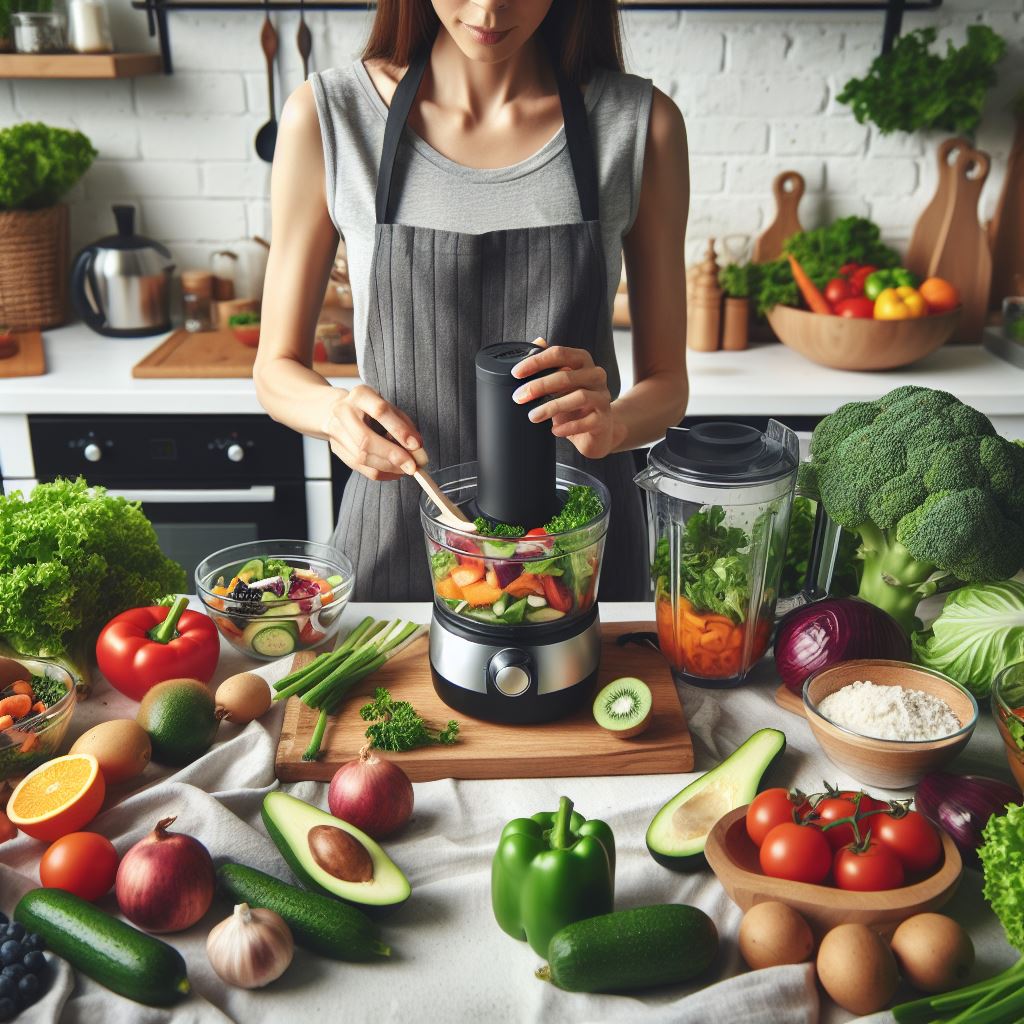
[436,576,463,602]
[451,564,485,589]
[506,573,544,598]
[0,694,31,719]
[31,702,46,716]
[788,253,832,315]
[18,733,38,754]
[0,715,13,732]
[459,580,504,606]
[10,681,32,697]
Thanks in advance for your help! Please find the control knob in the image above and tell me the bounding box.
[227,443,245,463]
[83,443,102,463]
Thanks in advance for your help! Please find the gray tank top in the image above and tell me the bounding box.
[309,60,653,392]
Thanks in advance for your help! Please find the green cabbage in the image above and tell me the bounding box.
[912,580,1024,699]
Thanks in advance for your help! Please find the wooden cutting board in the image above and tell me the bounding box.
[753,171,805,263]
[774,683,806,717]
[989,108,1024,308]
[906,137,972,281]
[0,331,45,378]
[276,621,694,782]
[132,328,357,379]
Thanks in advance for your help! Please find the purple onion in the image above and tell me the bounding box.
[492,561,523,589]
[775,597,910,694]
[915,772,1020,867]
[288,576,320,613]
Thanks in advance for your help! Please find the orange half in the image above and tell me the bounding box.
[8,753,105,841]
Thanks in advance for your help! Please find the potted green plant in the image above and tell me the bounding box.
[0,122,96,329]
[718,262,755,350]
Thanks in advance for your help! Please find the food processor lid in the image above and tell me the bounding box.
[92,204,172,257]
[650,421,798,485]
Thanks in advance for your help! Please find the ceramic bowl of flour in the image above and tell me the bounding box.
[802,659,978,789]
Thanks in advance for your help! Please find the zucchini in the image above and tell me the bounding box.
[538,905,718,993]
[14,888,189,1006]
[217,863,391,961]
[242,618,299,656]
[526,606,565,624]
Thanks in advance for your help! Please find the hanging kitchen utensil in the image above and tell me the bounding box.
[753,171,804,263]
[988,106,1024,309]
[927,145,992,343]
[905,137,971,281]
[296,0,312,80]
[254,0,279,163]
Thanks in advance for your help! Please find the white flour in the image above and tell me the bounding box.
[817,679,961,741]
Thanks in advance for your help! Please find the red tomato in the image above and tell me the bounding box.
[834,840,905,891]
[524,528,549,539]
[838,262,861,277]
[874,811,942,873]
[541,574,573,612]
[40,831,119,901]
[814,797,861,850]
[850,265,878,295]
[759,823,832,884]
[746,788,810,847]
[824,279,854,305]
[836,790,888,814]
[834,297,876,319]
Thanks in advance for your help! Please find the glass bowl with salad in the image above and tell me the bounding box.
[992,660,1024,791]
[0,657,76,781]
[420,463,609,629]
[196,540,354,660]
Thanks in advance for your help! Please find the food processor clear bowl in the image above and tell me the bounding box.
[419,462,609,630]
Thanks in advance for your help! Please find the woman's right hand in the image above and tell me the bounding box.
[323,385,423,482]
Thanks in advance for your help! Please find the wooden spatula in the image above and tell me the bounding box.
[406,447,477,533]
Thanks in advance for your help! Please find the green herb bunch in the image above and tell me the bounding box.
[0,123,97,211]
[472,517,525,539]
[838,26,1005,136]
[359,687,459,752]
[719,262,754,300]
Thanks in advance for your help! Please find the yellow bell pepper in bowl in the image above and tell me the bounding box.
[874,287,927,320]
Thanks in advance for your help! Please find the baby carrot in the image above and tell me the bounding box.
[0,694,31,719]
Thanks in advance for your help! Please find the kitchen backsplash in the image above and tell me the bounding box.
[4,0,1022,272]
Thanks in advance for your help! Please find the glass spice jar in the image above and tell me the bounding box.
[181,270,214,333]
[13,10,67,53]
[66,0,112,54]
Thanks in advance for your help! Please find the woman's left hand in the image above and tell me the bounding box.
[511,341,626,460]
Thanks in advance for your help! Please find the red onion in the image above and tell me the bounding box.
[775,597,910,694]
[328,746,414,838]
[915,772,1021,867]
[116,816,215,933]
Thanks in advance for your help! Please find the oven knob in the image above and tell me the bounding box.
[226,443,245,463]
[83,443,102,463]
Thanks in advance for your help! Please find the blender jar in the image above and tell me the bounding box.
[636,421,799,688]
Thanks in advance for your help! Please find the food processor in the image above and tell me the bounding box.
[419,344,609,724]
[636,421,808,689]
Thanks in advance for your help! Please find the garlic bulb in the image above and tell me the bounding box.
[206,902,293,988]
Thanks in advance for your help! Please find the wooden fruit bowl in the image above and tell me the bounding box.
[766,304,960,370]
[705,805,963,938]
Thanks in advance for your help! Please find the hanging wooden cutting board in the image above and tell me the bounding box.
[132,328,357,379]
[275,621,694,782]
[989,108,1024,308]
[927,145,992,343]
[906,137,972,281]
[753,171,805,263]
[0,331,46,378]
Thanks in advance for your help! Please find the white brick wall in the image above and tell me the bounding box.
[6,0,1021,271]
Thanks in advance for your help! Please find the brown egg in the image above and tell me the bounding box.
[739,901,815,970]
[70,719,151,785]
[891,913,974,994]
[214,672,271,724]
[816,923,899,1015]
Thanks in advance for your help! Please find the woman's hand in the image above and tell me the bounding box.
[511,341,626,460]
[323,385,422,482]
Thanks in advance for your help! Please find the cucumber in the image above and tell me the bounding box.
[526,606,566,623]
[14,889,189,1006]
[538,905,718,993]
[242,618,299,656]
[492,595,509,616]
[465,607,501,625]
[526,595,548,608]
[217,863,391,961]
[501,597,529,625]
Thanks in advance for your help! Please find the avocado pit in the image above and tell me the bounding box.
[307,825,374,883]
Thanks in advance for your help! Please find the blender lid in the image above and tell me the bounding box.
[650,422,797,484]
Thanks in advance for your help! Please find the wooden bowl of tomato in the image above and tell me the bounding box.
[705,804,962,938]
[766,304,960,371]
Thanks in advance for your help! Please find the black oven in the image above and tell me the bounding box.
[28,415,314,583]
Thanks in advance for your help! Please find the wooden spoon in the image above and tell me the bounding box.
[406,447,477,533]
[254,0,279,163]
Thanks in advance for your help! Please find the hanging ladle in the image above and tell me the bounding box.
[296,0,312,80]
[254,0,279,162]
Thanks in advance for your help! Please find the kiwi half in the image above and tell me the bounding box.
[592,677,653,739]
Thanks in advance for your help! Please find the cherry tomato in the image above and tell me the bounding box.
[834,296,876,319]
[814,796,860,850]
[838,262,861,277]
[874,811,942,873]
[524,528,549,539]
[40,831,119,901]
[746,788,810,847]
[837,790,888,814]
[834,840,905,891]
[759,822,832,885]
[824,278,854,305]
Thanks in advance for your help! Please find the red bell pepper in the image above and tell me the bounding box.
[541,574,574,613]
[96,596,220,701]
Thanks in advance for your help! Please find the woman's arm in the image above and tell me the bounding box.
[254,83,422,480]
[510,88,689,456]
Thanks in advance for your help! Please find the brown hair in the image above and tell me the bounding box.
[362,0,624,84]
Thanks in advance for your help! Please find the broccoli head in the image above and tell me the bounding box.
[809,386,1024,632]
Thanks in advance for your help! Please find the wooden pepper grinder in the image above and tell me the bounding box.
[687,239,722,352]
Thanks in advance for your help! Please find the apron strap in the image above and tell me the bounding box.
[375,43,600,224]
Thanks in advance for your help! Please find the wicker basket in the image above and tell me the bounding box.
[0,204,70,329]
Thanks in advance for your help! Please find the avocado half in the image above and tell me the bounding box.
[262,791,411,907]
[646,728,786,872]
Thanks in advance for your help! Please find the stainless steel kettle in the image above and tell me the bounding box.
[70,205,174,337]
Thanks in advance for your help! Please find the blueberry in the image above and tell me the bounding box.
[1,966,24,982]
[0,977,14,1000]
[18,973,39,1004]
[23,934,44,952]
[22,951,45,974]
[0,944,22,968]
[3,925,23,943]
[0,997,16,1022]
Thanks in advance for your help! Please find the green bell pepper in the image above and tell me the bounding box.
[492,796,615,956]
[864,267,918,301]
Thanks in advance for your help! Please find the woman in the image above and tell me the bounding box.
[255,0,689,601]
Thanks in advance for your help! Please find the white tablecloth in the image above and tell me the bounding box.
[2,602,1017,1024]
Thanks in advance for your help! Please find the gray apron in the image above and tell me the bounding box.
[331,46,648,602]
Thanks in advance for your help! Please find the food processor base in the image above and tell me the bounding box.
[429,606,601,725]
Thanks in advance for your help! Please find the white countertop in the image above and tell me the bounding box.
[2,323,1021,422]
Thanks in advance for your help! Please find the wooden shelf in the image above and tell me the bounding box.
[0,52,163,78]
